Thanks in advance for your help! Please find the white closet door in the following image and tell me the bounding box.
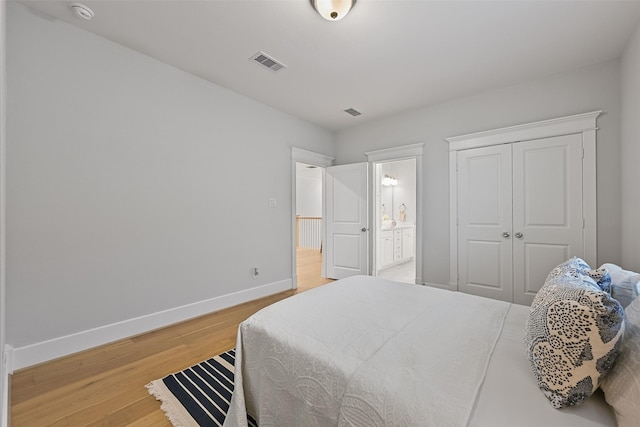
[457,144,513,302]
[512,134,584,305]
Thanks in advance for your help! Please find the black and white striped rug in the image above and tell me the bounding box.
[147,349,257,427]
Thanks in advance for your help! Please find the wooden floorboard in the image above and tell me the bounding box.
[10,247,332,426]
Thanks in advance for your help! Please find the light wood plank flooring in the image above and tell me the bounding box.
[10,247,331,426]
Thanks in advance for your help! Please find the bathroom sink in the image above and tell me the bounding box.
[381,220,396,230]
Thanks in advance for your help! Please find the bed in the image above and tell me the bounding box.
[223,274,621,426]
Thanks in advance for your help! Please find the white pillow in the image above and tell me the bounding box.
[600,295,640,427]
[600,263,640,308]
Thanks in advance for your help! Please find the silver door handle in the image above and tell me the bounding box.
[502,232,510,238]
[515,232,523,238]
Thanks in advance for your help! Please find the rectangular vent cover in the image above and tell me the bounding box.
[251,51,286,72]
[344,108,362,117]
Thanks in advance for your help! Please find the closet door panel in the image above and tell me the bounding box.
[512,134,584,305]
[457,145,513,302]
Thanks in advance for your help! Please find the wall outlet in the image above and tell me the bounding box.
[252,267,259,279]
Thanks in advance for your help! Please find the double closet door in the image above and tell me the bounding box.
[456,133,584,305]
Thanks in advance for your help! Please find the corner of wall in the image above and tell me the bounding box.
[1,0,8,423]
[0,346,10,427]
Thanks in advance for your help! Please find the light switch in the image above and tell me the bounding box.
[268,198,277,207]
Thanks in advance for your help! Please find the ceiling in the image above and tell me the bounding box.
[16,0,640,131]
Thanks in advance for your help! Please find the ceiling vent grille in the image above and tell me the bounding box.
[250,51,286,72]
[344,108,362,117]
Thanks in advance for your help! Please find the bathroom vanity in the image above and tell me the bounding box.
[379,223,414,269]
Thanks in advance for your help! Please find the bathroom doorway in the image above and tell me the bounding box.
[374,159,417,283]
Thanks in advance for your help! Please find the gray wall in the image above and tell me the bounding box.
[335,60,622,286]
[6,3,334,348]
[1,0,7,420]
[621,20,640,272]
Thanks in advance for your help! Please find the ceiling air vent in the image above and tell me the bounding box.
[250,51,286,72]
[344,108,362,117]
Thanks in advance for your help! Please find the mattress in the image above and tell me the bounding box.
[224,275,615,427]
[469,303,615,426]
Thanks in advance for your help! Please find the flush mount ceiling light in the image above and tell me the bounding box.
[310,0,356,21]
[70,3,95,21]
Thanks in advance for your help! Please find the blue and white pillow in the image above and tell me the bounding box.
[587,268,612,294]
[525,257,625,408]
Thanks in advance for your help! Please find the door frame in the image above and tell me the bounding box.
[445,110,601,291]
[291,147,334,289]
[365,143,424,284]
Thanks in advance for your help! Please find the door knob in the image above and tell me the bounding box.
[515,232,523,238]
[502,232,510,238]
[361,227,369,232]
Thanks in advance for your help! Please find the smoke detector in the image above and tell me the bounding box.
[70,3,95,21]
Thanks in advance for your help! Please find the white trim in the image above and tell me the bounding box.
[445,110,602,151]
[11,279,292,370]
[365,143,424,162]
[291,147,334,287]
[291,147,334,167]
[423,282,452,291]
[0,346,8,427]
[448,150,458,290]
[447,111,601,295]
[2,347,11,377]
[583,128,598,267]
[366,144,424,284]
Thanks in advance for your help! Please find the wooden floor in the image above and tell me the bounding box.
[10,247,331,426]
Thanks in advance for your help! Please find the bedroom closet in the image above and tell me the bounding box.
[447,111,600,305]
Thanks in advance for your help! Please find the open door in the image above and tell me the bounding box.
[325,163,368,279]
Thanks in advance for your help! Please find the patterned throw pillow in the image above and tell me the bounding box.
[587,268,612,294]
[524,257,625,408]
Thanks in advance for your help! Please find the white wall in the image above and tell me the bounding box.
[295,163,322,217]
[621,21,640,272]
[380,159,416,223]
[6,3,334,367]
[335,60,622,286]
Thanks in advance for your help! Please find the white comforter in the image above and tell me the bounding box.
[224,276,510,427]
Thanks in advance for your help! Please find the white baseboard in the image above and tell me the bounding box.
[423,281,456,292]
[12,279,292,371]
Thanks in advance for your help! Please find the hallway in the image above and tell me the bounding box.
[296,247,333,292]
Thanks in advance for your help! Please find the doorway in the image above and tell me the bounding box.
[291,147,334,291]
[374,159,417,283]
[295,162,329,291]
[366,143,424,285]
[292,144,423,286]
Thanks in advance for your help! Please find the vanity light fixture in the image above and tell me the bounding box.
[310,0,357,21]
[382,175,397,186]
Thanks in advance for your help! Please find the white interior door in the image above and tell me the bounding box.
[457,144,513,302]
[325,163,368,279]
[512,134,584,305]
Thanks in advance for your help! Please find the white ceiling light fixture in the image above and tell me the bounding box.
[310,0,356,21]
[70,3,95,21]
